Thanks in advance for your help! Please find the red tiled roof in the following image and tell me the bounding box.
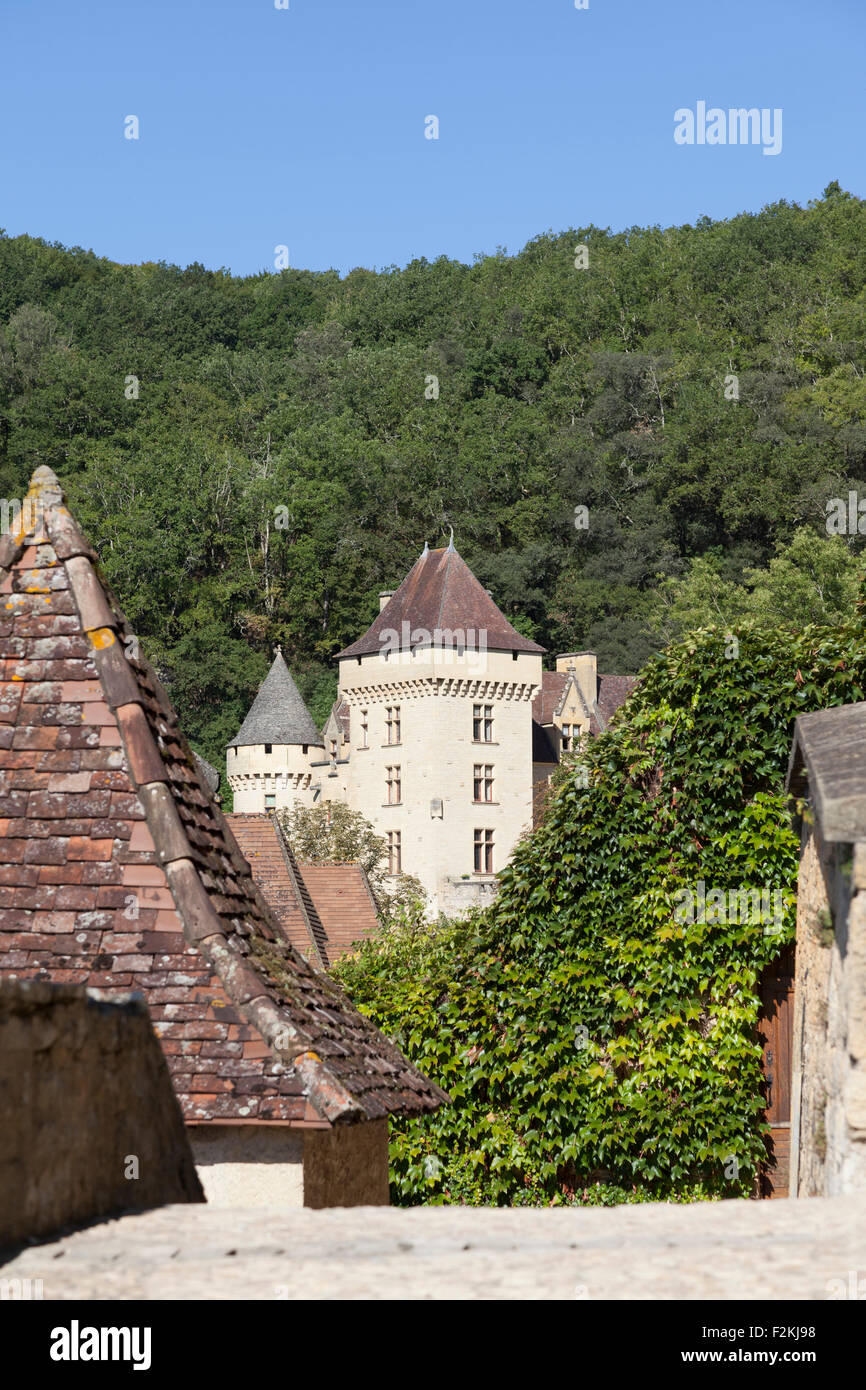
[531,668,637,739]
[296,863,379,962]
[225,814,329,967]
[0,467,447,1128]
[336,545,545,659]
[227,815,381,967]
[596,674,638,729]
[532,671,568,725]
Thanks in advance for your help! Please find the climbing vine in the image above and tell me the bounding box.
[334,597,866,1205]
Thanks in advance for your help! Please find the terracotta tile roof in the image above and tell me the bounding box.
[595,674,638,732]
[296,863,379,962]
[225,813,329,968]
[0,467,447,1128]
[337,544,545,659]
[532,672,568,726]
[227,815,381,967]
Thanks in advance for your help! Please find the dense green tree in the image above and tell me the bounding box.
[1,187,865,772]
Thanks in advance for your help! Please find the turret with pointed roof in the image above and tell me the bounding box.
[227,650,327,814]
[331,537,545,915]
[336,542,545,660]
[228,650,323,750]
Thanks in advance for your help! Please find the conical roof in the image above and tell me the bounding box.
[228,652,323,749]
[336,543,545,659]
[0,466,446,1127]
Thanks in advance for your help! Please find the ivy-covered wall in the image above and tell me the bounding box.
[335,599,866,1205]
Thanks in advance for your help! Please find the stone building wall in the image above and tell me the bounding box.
[188,1119,390,1208]
[0,979,202,1248]
[227,741,319,812]
[338,646,541,911]
[791,825,866,1196]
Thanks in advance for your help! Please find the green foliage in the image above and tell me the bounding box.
[278,801,427,926]
[650,528,861,641]
[1,189,866,766]
[334,595,866,1205]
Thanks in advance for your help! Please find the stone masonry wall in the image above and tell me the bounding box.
[0,979,202,1248]
[791,824,866,1195]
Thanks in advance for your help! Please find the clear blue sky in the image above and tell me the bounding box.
[1,0,863,277]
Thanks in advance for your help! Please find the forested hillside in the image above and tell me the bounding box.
[0,182,863,769]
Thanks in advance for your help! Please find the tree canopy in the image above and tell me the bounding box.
[0,185,864,776]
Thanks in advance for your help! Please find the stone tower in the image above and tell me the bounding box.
[335,540,544,915]
[226,650,324,812]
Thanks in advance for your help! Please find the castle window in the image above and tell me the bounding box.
[474,828,494,873]
[361,710,368,748]
[386,706,401,744]
[473,704,493,742]
[330,738,337,758]
[265,744,272,754]
[473,764,494,802]
[265,794,275,809]
[386,766,402,804]
[387,831,402,874]
[562,725,580,753]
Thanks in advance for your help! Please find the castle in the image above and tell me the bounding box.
[227,540,634,915]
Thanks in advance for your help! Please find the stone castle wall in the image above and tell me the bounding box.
[338,646,541,908]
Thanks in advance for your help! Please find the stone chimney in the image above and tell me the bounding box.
[556,651,597,702]
[379,591,395,612]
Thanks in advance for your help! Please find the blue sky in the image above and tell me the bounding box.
[1,0,863,277]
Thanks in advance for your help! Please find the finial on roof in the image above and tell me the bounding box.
[447,527,455,552]
[421,541,429,558]
[274,644,282,658]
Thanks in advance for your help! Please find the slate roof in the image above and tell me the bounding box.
[337,544,545,659]
[0,466,447,1127]
[786,701,866,842]
[193,752,220,796]
[228,652,323,749]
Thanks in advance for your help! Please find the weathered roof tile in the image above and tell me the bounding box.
[0,467,446,1126]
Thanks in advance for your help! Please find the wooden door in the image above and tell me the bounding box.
[756,945,795,1198]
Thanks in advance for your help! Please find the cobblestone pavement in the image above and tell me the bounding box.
[3,1194,865,1300]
